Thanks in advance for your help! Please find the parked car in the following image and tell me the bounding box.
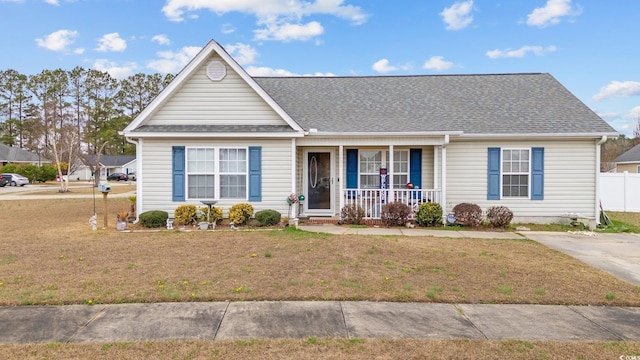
[1,173,29,186]
[0,175,8,187]
[107,172,129,181]
[128,172,136,181]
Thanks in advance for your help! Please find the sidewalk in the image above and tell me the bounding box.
[1,301,639,344]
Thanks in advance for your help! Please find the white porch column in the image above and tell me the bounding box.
[291,139,297,218]
[433,146,439,190]
[388,145,394,190]
[441,136,448,223]
[339,145,344,217]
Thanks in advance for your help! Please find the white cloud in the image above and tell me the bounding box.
[152,34,171,46]
[423,56,454,71]
[486,45,557,59]
[440,0,474,30]
[225,43,258,66]
[95,33,127,52]
[526,0,581,27]
[162,0,367,23]
[45,0,59,5]
[93,59,136,79]
[161,0,367,42]
[593,81,640,101]
[372,59,397,74]
[35,29,78,51]
[146,46,201,74]
[221,23,236,34]
[246,66,334,77]
[254,21,324,42]
[73,47,85,55]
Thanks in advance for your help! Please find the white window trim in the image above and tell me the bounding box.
[501,148,531,199]
[186,146,249,200]
[357,149,410,189]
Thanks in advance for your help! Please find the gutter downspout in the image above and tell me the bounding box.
[125,136,140,224]
[441,134,449,225]
[595,135,607,227]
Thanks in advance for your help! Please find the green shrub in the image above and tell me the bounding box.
[452,203,482,227]
[486,206,513,228]
[255,209,282,226]
[381,201,412,227]
[416,202,443,227]
[139,210,169,228]
[229,203,254,225]
[174,204,197,225]
[340,204,365,225]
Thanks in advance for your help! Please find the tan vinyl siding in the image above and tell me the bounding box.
[616,163,640,173]
[139,138,293,217]
[148,54,288,126]
[446,139,597,222]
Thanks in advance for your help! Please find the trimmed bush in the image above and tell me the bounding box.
[199,206,223,223]
[340,204,364,225]
[452,203,482,227]
[255,209,282,226]
[229,203,254,225]
[416,202,443,227]
[174,204,197,225]
[381,201,412,227]
[486,206,514,228]
[139,210,169,228]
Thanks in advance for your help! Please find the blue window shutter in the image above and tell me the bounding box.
[531,147,544,200]
[346,149,358,189]
[172,146,185,201]
[410,149,422,188]
[248,146,262,201]
[487,147,500,200]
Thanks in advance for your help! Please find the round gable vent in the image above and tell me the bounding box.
[206,60,226,81]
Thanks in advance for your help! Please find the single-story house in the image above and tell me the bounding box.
[71,155,136,181]
[121,39,618,226]
[614,143,640,173]
[0,143,51,167]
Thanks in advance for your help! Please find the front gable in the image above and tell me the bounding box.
[123,40,303,138]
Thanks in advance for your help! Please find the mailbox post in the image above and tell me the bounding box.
[98,181,111,229]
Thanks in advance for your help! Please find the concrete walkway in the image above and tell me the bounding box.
[298,224,525,239]
[1,301,639,344]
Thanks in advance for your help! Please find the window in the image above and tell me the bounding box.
[502,149,529,197]
[488,147,543,200]
[358,149,409,189]
[359,150,382,189]
[392,151,409,189]
[186,147,247,199]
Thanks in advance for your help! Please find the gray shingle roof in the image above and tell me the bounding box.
[616,143,640,163]
[254,73,616,135]
[84,155,135,167]
[0,143,45,163]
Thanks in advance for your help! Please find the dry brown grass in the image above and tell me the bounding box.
[0,198,638,306]
[2,197,640,357]
[1,339,639,359]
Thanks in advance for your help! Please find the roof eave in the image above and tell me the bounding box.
[123,131,305,139]
[458,132,619,140]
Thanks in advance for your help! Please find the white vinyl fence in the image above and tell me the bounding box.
[600,172,640,212]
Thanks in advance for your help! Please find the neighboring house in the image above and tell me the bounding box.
[121,40,618,225]
[71,155,136,181]
[0,143,51,166]
[615,143,640,173]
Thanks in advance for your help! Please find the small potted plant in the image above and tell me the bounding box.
[196,208,209,230]
[116,211,129,231]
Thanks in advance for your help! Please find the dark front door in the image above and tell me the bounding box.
[307,152,332,211]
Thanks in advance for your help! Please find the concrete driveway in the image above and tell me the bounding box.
[524,231,640,285]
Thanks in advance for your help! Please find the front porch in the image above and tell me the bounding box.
[341,188,442,220]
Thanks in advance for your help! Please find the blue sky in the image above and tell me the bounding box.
[1,0,639,136]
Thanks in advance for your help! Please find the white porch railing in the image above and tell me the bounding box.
[341,188,442,219]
